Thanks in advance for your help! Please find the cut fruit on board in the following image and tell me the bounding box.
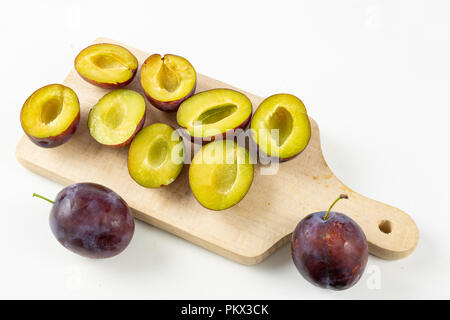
[16,37,418,264]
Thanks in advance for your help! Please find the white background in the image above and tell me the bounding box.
[1,0,449,299]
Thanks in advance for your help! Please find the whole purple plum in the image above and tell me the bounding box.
[291,195,368,290]
[34,183,134,258]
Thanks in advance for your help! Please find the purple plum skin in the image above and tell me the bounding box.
[49,183,135,259]
[291,211,368,290]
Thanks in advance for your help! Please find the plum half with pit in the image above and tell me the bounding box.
[88,89,146,148]
[291,195,368,290]
[140,54,196,112]
[20,84,80,148]
[251,94,311,161]
[177,88,252,143]
[33,183,134,259]
[75,43,138,88]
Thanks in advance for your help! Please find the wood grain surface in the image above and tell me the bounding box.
[15,38,418,264]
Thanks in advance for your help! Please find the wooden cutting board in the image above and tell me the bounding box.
[15,38,418,264]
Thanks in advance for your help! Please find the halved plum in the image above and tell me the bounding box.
[88,89,146,148]
[20,84,80,148]
[128,123,185,188]
[75,43,138,88]
[140,54,196,112]
[177,88,252,143]
[250,94,311,160]
[189,140,254,210]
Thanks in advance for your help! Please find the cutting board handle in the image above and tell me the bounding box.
[288,118,419,260]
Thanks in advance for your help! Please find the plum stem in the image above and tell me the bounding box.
[33,193,54,204]
[323,194,348,221]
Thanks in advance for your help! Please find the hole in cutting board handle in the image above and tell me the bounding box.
[379,220,392,234]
